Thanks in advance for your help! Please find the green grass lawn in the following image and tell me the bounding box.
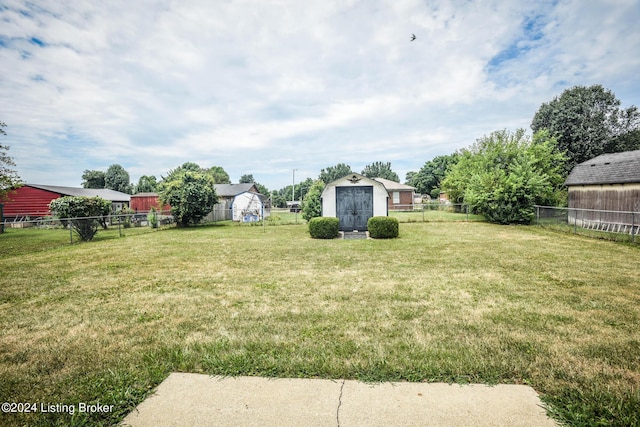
[1,222,639,426]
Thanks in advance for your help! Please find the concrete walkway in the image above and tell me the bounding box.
[121,373,558,426]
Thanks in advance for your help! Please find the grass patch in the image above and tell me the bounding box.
[0,222,639,425]
[0,224,169,257]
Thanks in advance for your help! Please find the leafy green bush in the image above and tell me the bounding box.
[308,217,339,239]
[368,216,399,239]
[49,196,111,241]
[441,129,566,224]
[158,171,218,227]
[301,180,325,222]
[117,207,135,228]
[147,207,159,228]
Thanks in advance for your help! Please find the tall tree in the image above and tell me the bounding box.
[0,121,22,202]
[81,170,106,189]
[134,175,158,193]
[404,171,416,185]
[442,129,565,224]
[531,84,640,174]
[297,177,313,201]
[319,163,353,184]
[239,174,255,183]
[407,154,459,198]
[105,164,133,194]
[361,161,399,182]
[162,162,203,183]
[238,173,269,196]
[159,171,218,227]
[206,166,230,184]
[271,190,287,208]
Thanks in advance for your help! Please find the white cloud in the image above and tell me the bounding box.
[0,0,638,190]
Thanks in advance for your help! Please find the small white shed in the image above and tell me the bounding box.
[231,192,270,222]
[321,173,388,231]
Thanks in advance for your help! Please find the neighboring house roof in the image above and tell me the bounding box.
[26,184,131,202]
[565,150,640,186]
[372,177,416,191]
[214,183,258,197]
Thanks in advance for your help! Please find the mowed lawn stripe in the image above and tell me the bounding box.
[0,222,638,426]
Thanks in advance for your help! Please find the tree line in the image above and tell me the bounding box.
[79,160,402,209]
[405,84,640,223]
[2,84,639,228]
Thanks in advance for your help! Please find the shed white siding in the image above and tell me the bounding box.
[321,173,388,218]
[231,192,269,222]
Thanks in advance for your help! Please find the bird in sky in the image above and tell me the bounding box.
[410,33,416,41]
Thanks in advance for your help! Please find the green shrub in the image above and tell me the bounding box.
[147,207,159,228]
[266,215,281,224]
[117,207,135,228]
[49,196,111,241]
[301,180,325,222]
[308,217,339,239]
[368,216,399,239]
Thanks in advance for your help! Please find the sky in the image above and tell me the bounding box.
[1,0,639,192]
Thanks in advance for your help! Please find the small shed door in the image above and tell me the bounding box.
[336,186,373,231]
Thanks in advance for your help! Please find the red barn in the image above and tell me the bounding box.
[129,193,170,213]
[2,184,131,219]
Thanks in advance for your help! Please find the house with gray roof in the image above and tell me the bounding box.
[213,183,258,199]
[372,177,416,210]
[565,150,640,228]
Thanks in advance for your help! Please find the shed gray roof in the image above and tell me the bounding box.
[27,184,131,202]
[214,183,258,197]
[565,150,640,186]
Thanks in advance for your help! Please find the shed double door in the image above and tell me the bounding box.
[336,186,373,231]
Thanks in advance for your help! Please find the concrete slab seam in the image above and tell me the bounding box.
[336,379,345,427]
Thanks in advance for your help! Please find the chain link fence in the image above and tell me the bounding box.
[202,206,301,225]
[1,206,297,246]
[1,210,174,245]
[535,205,639,243]
[389,203,483,223]
[3,203,479,230]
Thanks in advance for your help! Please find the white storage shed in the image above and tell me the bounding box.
[232,192,270,222]
[321,173,388,231]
